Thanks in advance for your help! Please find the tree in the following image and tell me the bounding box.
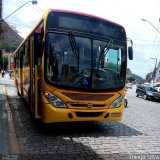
[0,56,8,70]
[127,76,135,83]
[145,72,153,83]
[0,21,22,52]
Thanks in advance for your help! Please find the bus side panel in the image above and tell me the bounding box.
[22,68,30,102]
[19,46,25,97]
[34,32,43,119]
[29,36,35,113]
[14,51,22,96]
[20,68,24,96]
[30,35,41,119]
[15,68,21,96]
[22,40,30,103]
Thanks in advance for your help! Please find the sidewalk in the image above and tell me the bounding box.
[0,75,20,159]
[0,85,10,155]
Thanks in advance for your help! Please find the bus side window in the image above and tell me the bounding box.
[23,40,30,84]
[34,33,43,76]
[14,54,18,77]
[14,57,17,68]
[16,52,19,69]
[24,40,29,67]
[20,46,24,68]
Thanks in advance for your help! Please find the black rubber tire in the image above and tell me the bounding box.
[143,94,147,100]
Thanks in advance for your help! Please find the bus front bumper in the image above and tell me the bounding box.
[41,103,124,123]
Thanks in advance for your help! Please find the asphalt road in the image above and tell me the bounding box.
[1,76,160,160]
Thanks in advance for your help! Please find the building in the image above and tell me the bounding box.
[0,0,22,71]
[2,51,14,71]
[155,60,160,83]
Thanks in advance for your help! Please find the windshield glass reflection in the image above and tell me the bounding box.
[45,33,126,90]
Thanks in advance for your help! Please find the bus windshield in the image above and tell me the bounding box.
[45,32,126,90]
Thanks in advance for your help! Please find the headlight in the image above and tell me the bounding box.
[109,95,124,109]
[146,91,153,96]
[44,92,67,108]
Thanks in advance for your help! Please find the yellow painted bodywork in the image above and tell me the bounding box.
[41,102,124,123]
[40,82,125,123]
[14,9,126,124]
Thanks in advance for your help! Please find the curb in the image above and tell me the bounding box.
[3,85,20,154]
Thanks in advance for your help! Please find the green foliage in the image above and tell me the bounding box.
[127,76,135,82]
[0,21,22,52]
[0,57,8,70]
[145,72,153,83]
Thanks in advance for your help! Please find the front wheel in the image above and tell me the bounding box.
[143,94,148,100]
[136,93,139,97]
[124,98,128,107]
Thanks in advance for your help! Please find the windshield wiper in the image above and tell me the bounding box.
[68,32,80,66]
[96,39,113,66]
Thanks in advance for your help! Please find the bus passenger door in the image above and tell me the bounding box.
[30,35,41,119]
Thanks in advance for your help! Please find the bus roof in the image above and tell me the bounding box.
[48,9,124,28]
[14,9,125,55]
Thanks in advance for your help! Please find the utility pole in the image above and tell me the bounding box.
[141,19,160,83]
[141,19,160,34]
[150,58,157,83]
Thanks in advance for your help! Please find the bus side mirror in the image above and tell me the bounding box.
[128,46,133,60]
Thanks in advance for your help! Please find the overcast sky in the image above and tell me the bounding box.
[2,0,160,79]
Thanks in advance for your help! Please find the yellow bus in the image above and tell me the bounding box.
[14,9,133,123]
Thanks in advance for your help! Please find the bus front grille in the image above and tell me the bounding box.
[62,92,114,101]
[76,112,103,117]
[70,104,105,107]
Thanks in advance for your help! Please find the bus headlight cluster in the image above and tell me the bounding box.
[44,92,67,108]
[109,95,124,109]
